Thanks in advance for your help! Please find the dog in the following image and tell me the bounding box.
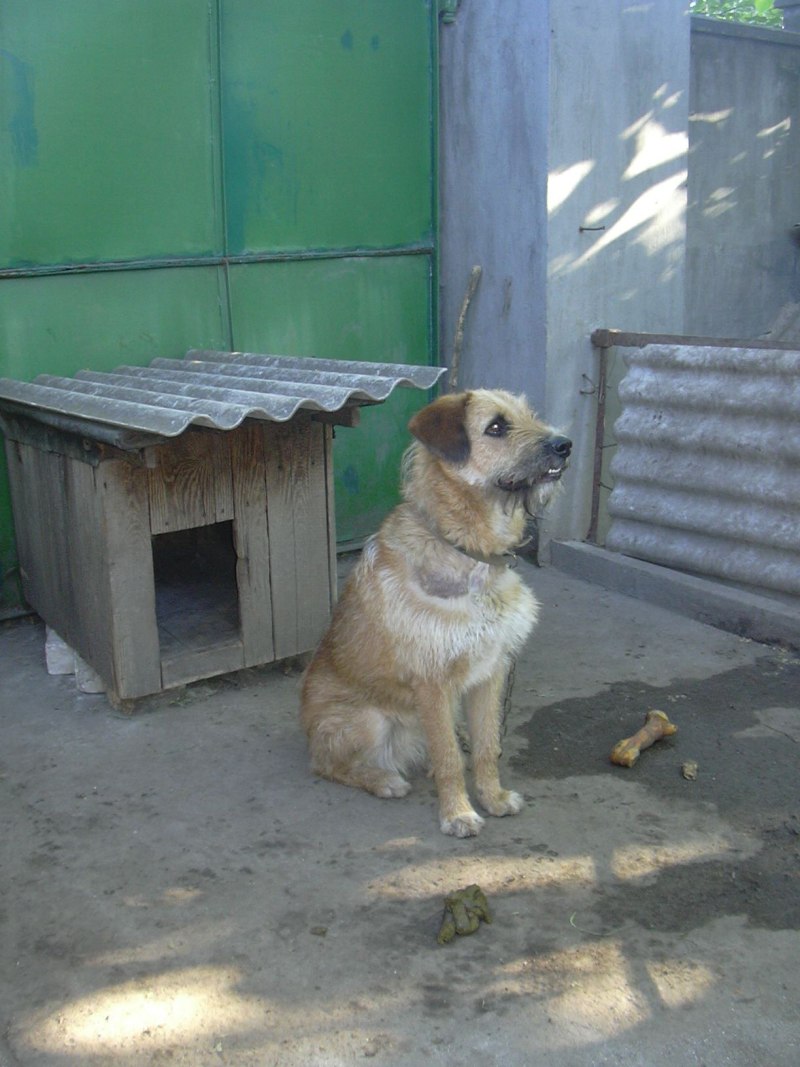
[300,389,571,837]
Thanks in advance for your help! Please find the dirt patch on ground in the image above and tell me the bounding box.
[511,651,800,933]
[3,577,799,1066]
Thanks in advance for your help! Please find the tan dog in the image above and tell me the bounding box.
[300,389,571,837]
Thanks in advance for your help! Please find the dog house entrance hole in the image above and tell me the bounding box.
[151,522,241,663]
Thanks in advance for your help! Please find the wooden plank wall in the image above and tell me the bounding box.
[264,417,333,660]
[148,429,234,534]
[5,440,73,639]
[4,439,162,698]
[99,458,162,698]
[4,415,336,702]
[231,422,274,667]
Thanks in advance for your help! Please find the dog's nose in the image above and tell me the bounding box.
[546,435,572,458]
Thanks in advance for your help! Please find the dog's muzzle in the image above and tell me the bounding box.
[497,435,572,492]
[541,435,572,480]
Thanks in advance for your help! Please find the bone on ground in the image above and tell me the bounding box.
[610,709,677,768]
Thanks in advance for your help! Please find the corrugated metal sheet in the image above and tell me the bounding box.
[606,343,800,595]
[0,351,445,441]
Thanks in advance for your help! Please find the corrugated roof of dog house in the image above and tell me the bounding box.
[0,351,446,441]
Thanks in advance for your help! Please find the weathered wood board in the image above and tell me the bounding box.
[3,413,336,703]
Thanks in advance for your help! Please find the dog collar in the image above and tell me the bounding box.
[410,505,527,569]
[451,543,518,569]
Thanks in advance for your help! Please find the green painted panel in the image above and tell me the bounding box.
[0,268,230,381]
[0,0,436,610]
[228,254,433,542]
[0,0,221,268]
[0,267,230,612]
[222,0,434,254]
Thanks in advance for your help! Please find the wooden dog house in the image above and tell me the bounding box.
[0,351,443,707]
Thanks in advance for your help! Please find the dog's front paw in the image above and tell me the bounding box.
[480,789,524,817]
[440,809,485,838]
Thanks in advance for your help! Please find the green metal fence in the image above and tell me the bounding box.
[0,0,437,613]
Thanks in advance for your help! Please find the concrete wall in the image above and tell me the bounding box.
[438,1,690,545]
[544,0,690,543]
[438,4,800,548]
[438,0,549,406]
[685,18,800,339]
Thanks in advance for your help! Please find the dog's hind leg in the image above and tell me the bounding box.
[466,666,524,817]
[306,707,413,799]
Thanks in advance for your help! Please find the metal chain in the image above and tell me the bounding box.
[501,655,517,739]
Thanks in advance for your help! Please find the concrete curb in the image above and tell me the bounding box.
[550,540,800,652]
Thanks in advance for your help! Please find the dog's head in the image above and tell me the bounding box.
[407,389,571,512]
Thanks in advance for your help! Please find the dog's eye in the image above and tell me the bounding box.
[484,415,509,438]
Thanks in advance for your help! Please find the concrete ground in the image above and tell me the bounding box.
[1,556,799,1067]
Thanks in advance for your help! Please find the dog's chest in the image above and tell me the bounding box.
[463,566,538,648]
[389,560,538,677]
[453,569,538,685]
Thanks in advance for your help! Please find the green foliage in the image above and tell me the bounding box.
[689,0,784,27]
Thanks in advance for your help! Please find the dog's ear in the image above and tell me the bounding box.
[408,393,470,464]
